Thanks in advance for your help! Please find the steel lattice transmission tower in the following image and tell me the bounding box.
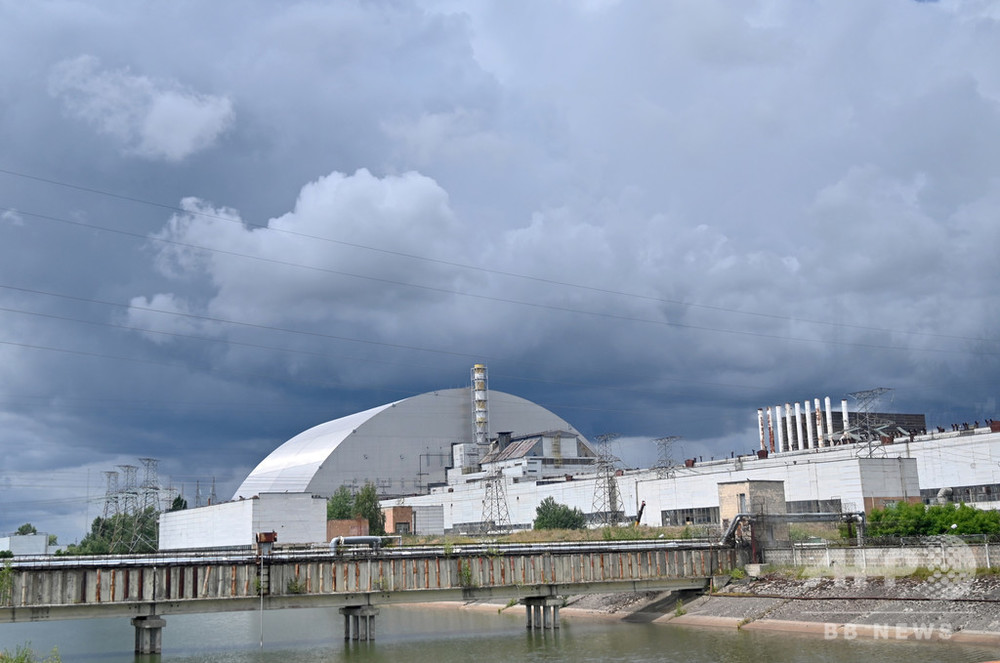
[848,387,893,458]
[590,433,624,526]
[160,485,179,512]
[102,471,120,519]
[481,466,511,534]
[653,436,680,479]
[117,465,140,515]
[139,458,160,512]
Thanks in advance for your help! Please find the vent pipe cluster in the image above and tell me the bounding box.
[757,396,850,453]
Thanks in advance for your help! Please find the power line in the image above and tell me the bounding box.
[0,165,990,346]
[0,291,781,394]
[2,204,996,355]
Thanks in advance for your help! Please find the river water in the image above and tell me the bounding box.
[2,605,998,663]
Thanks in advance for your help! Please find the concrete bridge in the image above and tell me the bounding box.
[0,540,740,654]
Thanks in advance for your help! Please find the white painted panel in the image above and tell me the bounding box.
[253,493,327,545]
[158,500,254,550]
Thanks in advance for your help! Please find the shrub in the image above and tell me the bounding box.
[286,576,306,594]
[534,497,586,530]
[0,644,61,662]
[867,501,1000,537]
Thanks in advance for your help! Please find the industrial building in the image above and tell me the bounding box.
[234,366,590,500]
[395,424,1000,535]
[159,493,326,551]
[0,532,53,556]
[159,364,1000,549]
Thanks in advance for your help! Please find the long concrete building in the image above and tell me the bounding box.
[396,425,1000,534]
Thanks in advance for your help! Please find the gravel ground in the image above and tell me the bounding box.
[701,574,1000,634]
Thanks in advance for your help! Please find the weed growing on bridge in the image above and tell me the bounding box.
[457,560,476,588]
[0,560,12,606]
[286,576,306,594]
[674,599,686,617]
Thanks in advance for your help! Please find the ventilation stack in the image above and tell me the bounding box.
[471,364,489,447]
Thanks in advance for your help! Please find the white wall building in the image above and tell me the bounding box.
[0,533,51,556]
[158,493,327,551]
[395,454,923,534]
[394,428,1000,535]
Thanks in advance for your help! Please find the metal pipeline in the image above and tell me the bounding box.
[330,536,383,554]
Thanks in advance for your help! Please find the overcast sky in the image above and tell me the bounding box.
[2,0,999,540]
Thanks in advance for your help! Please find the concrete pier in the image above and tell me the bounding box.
[523,597,561,630]
[131,615,166,654]
[340,606,379,640]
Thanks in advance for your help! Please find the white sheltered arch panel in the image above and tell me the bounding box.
[234,388,585,499]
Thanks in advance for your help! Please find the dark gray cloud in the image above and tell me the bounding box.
[1,0,998,539]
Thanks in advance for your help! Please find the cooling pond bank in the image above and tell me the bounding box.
[428,574,1000,648]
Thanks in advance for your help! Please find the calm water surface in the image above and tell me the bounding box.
[2,605,999,663]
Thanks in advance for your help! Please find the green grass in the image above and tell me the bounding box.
[0,644,61,662]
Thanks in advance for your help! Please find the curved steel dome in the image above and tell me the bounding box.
[234,388,585,499]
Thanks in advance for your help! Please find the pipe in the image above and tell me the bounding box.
[767,407,775,453]
[794,402,804,451]
[767,406,774,453]
[330,536,383,554]
[815,397,824,447]
[825,397,834,445]
[757,408,766,451]
[805,400,815,449]
[775,405,785,452]
[784,403,794,451]
[841,399,850,437]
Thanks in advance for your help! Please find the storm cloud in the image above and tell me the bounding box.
[1,0,998,540]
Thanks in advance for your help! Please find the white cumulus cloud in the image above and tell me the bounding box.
[48,55,234,162]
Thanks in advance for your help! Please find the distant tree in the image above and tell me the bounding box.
[15,523,37,536]
[352,482,386,536]
[327,486,355,521]
[168,495,188,512]
[47,534,58,547]
[534,497,586,530]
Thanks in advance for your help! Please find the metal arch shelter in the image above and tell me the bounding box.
[233,388,587,499]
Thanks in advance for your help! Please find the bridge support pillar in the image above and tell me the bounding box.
[523,597,561,630]
[340,606,379,641]
[131,615,166,654]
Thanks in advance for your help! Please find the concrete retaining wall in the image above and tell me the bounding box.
[765,541,997,571]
